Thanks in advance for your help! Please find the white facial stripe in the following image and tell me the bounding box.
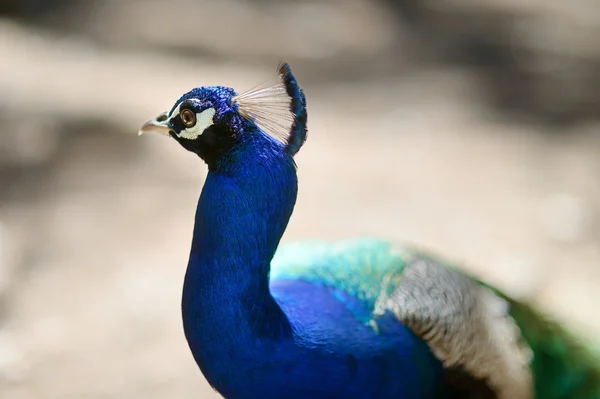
[166,101,216,140]
[169,103,182,119]
[177,107,216,140]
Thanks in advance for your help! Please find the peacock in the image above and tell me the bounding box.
[138,63,600,399]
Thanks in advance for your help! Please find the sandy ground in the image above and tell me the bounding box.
[0,9,599,399]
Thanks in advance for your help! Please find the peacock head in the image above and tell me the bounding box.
[138,63,307,169]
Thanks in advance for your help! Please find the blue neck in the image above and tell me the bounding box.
[181,129,297,370]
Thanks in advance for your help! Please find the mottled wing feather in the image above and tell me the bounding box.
[380,252,533,399]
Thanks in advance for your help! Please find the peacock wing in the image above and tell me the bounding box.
[379,250,533,399]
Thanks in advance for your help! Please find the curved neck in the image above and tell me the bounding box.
[182,133,297,347]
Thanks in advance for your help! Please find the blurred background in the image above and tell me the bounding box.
[0,0,599,397]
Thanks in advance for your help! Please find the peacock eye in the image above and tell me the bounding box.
[180,109,196,128]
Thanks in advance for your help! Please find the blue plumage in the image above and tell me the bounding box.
[138,64,493,398]
[182,129,443,398]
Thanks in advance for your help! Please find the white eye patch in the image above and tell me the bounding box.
[169,105,216,140]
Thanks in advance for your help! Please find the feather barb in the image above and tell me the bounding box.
[233,63,307,156]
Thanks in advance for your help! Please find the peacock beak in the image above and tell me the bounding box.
[138,111,171,136]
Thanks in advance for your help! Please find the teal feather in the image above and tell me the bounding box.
[272,238,410,324]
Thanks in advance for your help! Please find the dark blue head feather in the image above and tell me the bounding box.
[151,64,307,169]
[277,63,308,156]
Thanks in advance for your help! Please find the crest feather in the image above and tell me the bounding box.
[233,63,307,156]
